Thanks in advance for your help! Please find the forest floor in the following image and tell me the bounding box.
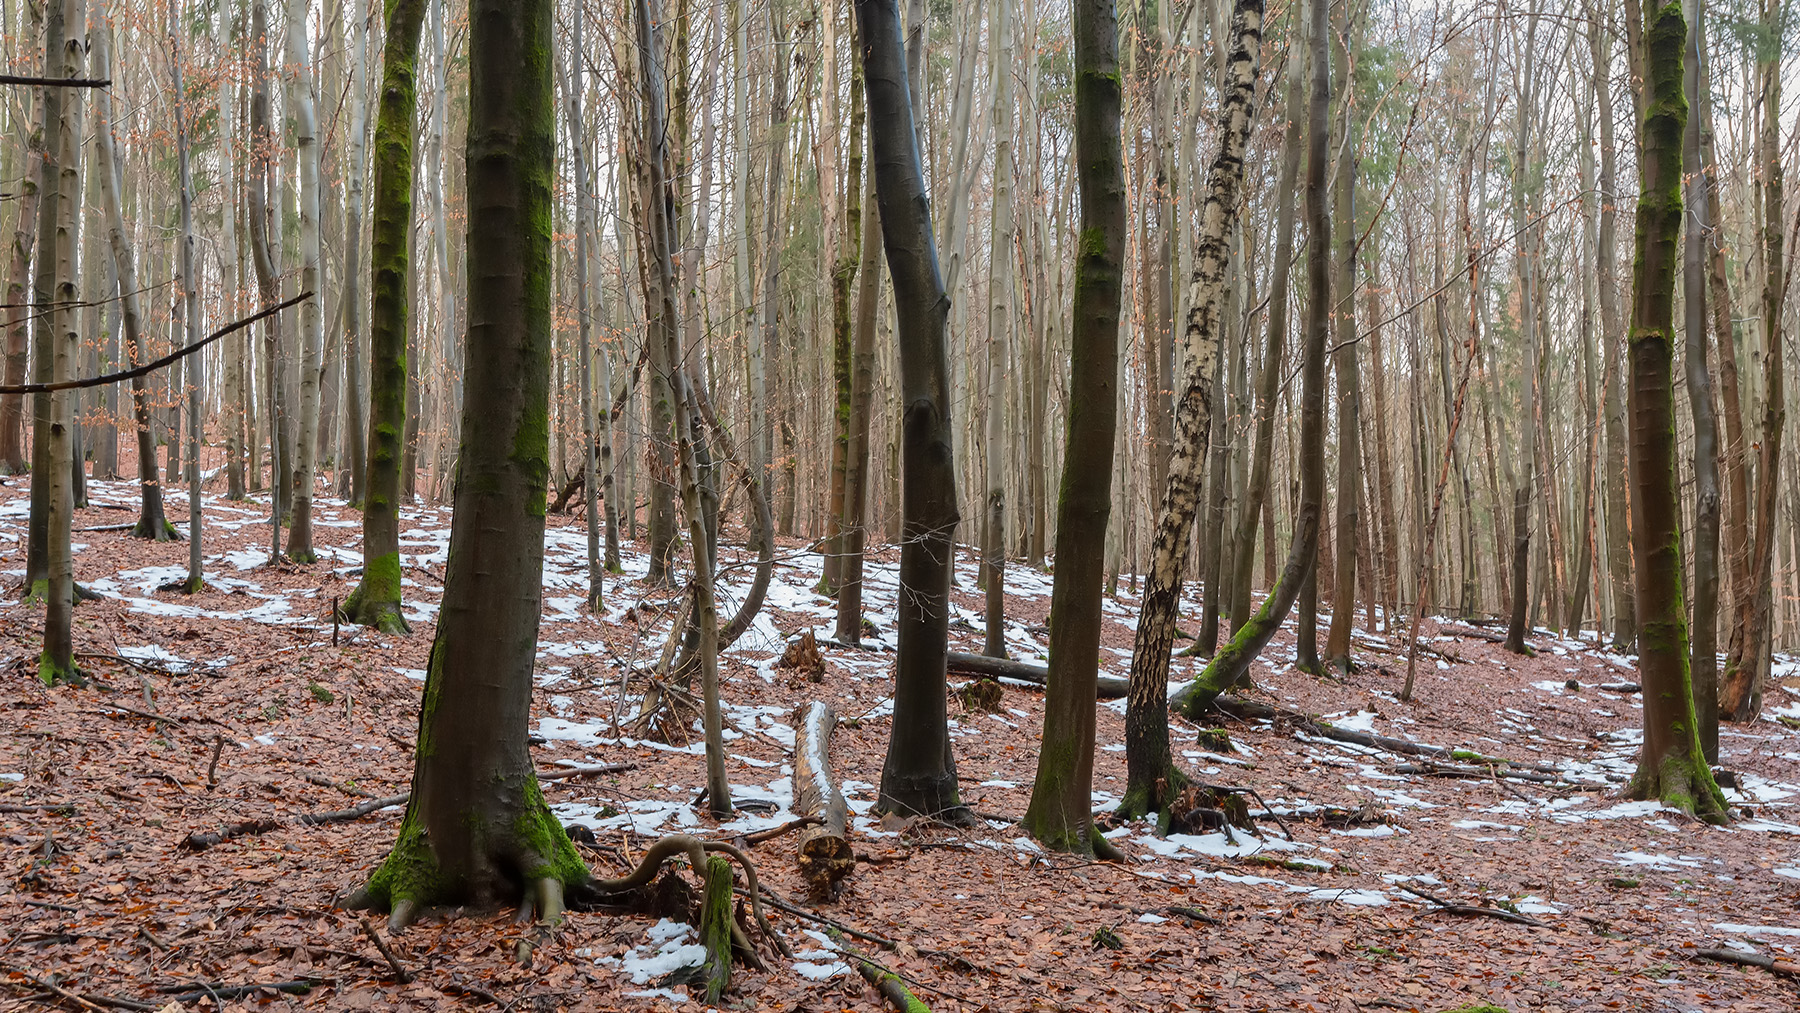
[3,473,1799,1013]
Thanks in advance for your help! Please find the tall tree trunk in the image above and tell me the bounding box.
[1622,0,1726,823]
[834,137,881,645]
[1120,0,1266,821]
[348,0,590,927]
[1020,0,1125,855]
[342,0,426,634]
[983,0,1013,659]
[1174,0,1321,722]
[248,0,289,560]
[172,0,206,591]
[558,1,602,608]
[280,0,321,563]
[1503,8,1540,655]
[91,11,176,542]
[338,0,368,505]
[1324,0,1360,672]
[854,0,965,820]
[0,0,39,477]
[1720,0,1785,722]
[1590,5,1635,650]
[828,55,867,613]
[1680,0,1719,760]
[1230,13,1305,635]
[37,0,84,684]
[220,0,247,500]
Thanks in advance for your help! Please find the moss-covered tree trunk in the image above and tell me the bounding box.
[348,0,588,926]
[1119,0,1264,821]
[342,0,426,634]
[1621,0,1727,824]
[823,63,865,604]
[855,0,965,820]
[1171,0,1326,722]
[1019,0,1124,854]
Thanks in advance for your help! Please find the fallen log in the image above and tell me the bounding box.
[945,651,1130,698]
[1692,948,1800,976]
[794,702,854,901]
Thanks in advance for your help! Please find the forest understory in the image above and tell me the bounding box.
[3,472,1798,1013]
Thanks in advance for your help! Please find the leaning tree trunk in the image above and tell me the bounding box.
[1019,0,1125,856]
[1172,0,1323,721]
[285,0,324,562]
[347,0,590,928]
[342,0,426,635]
[854,0,965,820]
[1680,0,1719,761]
[172,0,205,592]
[92,11,176,542]
[1621,0,1727,824]
[1228,2,1304,637]
[1119,0,1265,821]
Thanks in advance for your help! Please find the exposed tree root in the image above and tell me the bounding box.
[587,833,792,960]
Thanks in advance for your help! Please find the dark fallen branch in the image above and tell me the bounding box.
[1691,948,1800,976]
[0,802,76,814]
[360,921,413,983]
[946,651,1130,698]
[1398,886,1549,928]
[0,292,309,395]
[0,74,112,87]
[181,794,408,850]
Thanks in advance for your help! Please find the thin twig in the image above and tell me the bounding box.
[360,921,413,983]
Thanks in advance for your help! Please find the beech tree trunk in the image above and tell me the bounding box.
[855,0,965,820]
[982,0,1013,660]
[172,0,204,592]
[1680,0,1719,760]
[1120,0,1265,820]
[286,0,323,562]
[1621,0,1727,823]
[342,0,426,634]
[1,0,41,477]
[1020,0,1125,855]
[1323,0,1360,673]
[1590,5,1635,651]
[349,0,590,926]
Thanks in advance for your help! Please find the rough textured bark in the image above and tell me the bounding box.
[1621,1,1727,823]
[1120,0,1265,821]
[1172,0,1322,721]
[855,0,964,820]
[1019,0,1125,855]
[1680,0,1718,760]
[342,0,426,634]
[347,0,590,924]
